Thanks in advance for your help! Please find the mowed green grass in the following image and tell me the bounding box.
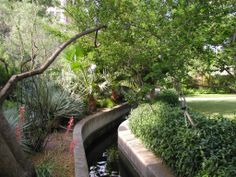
[187,94,236,118]
[188,94,236,98]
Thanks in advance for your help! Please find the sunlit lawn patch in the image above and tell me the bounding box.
[186,94,236,118]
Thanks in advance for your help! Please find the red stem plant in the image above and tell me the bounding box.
[15,106,25,141]
[0,25,106,177]
[66,116,74,134]
[65,116,77,156]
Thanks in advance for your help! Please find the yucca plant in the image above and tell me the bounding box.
[4,107,33,153]
[17,76,84,151]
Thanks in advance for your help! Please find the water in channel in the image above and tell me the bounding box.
[88,144,121,177]
[86,120,135,177]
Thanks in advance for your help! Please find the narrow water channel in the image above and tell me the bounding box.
[86,119,135,177]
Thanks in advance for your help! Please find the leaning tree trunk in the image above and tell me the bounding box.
[0,109,36,177]
[0,25,106,177]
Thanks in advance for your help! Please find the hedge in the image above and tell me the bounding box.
[129,102,236,177]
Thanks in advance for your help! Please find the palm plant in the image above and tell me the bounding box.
[101,70,120,102]
[101,70,141,103]
[62,44,101,112]
[76,64,100,112]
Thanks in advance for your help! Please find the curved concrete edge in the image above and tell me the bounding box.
[118,120,175,177]
[73,103,131,177]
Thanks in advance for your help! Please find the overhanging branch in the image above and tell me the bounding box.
[0,25,107,105]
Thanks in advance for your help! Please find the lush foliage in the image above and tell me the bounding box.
[65,0,236,93]
[0,0,59,73]
[4,76,84,152]
[18,76,83,151]
[96,98,115,108]
[0,62,14,86]
[156,89,179,106]
[129,102,236,177]
[0,0,235,175]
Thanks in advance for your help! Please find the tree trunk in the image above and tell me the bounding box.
[111,89,119,102]
[0,25,106,176]
[88,94,97,113]
[0,108,36,177]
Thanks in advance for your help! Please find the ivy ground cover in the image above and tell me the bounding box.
[129,102,236,177]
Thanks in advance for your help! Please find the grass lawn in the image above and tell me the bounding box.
[186,94,236,118]
[187,94,236,98]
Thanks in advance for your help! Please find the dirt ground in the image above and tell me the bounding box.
[31,131,74,177]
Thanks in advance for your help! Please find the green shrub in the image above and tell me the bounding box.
[107,145,119,163]
[3,100,17,109]
[0,64,14,87]
[157,89,179,106]
[184,88,214,95]
[97,98,115,108]
[184,87,228,95]
[129,103,236,177]
[36,161,53,177]
[19,76,84,151]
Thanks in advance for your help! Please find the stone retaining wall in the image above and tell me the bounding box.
[73,103,131,177]
[118,120,175,177]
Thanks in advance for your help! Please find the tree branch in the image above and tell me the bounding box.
[20,58,31,72]
[180,94,196,127]
[94,30,98,48]
[0,25,107,105]
[224,67,235,78]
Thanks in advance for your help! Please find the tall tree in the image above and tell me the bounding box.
[65,0,236,92]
